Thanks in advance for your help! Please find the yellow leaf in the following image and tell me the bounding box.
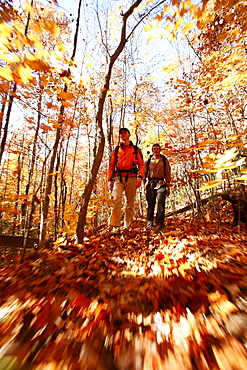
[34,361,58,370]
[0,66,13,81]
[144,23,153,32]
[174,16,183,31]
[168,32,176,42]
[58,43,67,52]
[49,171,59,176]
[199,180,221,191]
[215,148,238,165]
[196,169,217,174]
[161,65,179,73]
[178,263,191,277]
[43,21,60,36]
[0,23,11,42]
[0,52,20,63]
[235,176,247,180]
[182,21,195,35]
[211,300,238,320]
[17,65,33,83]
[165,23,173,31]
[133,3,146,13]
[216,73,247,88]
[208,291,227,304]
[220,158,245,170]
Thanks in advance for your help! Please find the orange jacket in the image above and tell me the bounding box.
[108,142,144,181]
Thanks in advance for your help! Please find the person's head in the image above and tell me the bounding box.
[119,127,130,135]
[152,143,161,153]
[119,128,131,142]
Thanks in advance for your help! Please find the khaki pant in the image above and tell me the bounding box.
[109,176,137,229]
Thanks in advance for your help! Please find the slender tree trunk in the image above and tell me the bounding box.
[0,83,17,163]
[39,0,82,248]
[106,95,113,160]
[69,124,80,203]
[0,92,7,132]
[119,55,127,128]
[39,124,62,247]
[22,86,42,239]
[13,152,21,235]
[76,0,143,243]
[54,145,61,239]
[0,0,33,163]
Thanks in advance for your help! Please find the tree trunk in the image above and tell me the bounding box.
[0,83,17,163]
[39,0,82,248]
[39,125,61,247]
[0,92,7,132]
[69,124,80,203]
[76,0,143,243]
[22,85,42,236]
[0,0,33,163]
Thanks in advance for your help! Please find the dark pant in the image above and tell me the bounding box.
[146,184,166,225]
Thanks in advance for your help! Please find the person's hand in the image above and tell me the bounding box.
[136,177,142,188]
[142,179,147,193]
[108,180,114,192]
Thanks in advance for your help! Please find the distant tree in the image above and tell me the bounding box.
[76,0,148,242]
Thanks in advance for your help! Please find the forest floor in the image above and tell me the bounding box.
[1,215,247,370]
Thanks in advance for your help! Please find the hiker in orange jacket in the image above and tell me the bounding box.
[108,128,144,234]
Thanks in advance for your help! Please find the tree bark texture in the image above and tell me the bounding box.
[76,0,143,243]
[39,0,82,247]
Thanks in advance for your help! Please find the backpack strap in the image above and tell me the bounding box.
[161,154,167,171]
[114,142,139,182]
[145,154,153,179]
[146,154,167,179]
[114,145,121,180]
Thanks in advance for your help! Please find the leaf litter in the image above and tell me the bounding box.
[1,217,247,369]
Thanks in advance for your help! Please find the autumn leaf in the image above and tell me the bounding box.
[71,294,92,312]
[25,59,51,72]
[57,91,75,101]
[199,180,221,191]
[0,66,13,81]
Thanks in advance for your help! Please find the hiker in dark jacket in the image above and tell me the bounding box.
[144,143,171,230]
[108,128,144,234]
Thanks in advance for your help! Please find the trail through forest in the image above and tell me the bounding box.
[1,215,247,369]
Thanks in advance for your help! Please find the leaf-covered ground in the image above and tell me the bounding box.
[1,216,247,369]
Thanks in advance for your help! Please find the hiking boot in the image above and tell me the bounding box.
[112,227,120,235]
[156,224,164,231]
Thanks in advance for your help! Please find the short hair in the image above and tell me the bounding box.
[152,143,161,150]
[119,127,130,134]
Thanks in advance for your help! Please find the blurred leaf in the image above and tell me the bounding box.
[199,180,221,190]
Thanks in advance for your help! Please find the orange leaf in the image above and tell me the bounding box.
[71,294,92,309]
